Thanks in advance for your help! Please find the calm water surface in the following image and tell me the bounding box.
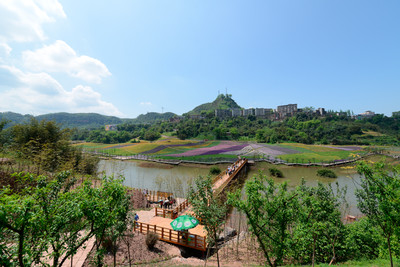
[99,160,363,214]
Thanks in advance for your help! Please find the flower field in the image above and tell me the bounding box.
[75,138,367,163]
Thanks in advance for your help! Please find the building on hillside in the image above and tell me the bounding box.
[243,108,255,116]
[189,114,204,120]
[393,111,400,117]
[356,110,375,120]
[315,107,326,116]
[264,109,275,120]
[105,124,118,131]
[255,108,265,116]
[215,109,232,118]
[169,116,184,123]
[232,108,242,117]
[277,104,297,119]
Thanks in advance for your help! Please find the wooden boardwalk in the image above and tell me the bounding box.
[134,158,248,251]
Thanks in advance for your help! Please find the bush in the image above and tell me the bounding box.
[209,166,221,175]
[317,169,337,178]
[344,218,382,260]
[269,167,284,178]
[146,232,158,250]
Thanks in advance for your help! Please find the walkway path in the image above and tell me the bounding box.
[134,158,248,251]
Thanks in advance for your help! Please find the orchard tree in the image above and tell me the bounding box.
[227,173,298,267]
[356,161,400,267]
[187,176,226,267]
[0,172,130,267]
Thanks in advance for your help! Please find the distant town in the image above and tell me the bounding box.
[183,104,381,121]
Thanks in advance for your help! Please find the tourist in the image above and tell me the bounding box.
[134,213,139,226]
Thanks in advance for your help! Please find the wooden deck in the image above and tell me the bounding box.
[134,158,247,251]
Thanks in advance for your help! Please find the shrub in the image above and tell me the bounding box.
[344,218,382,260]
[269,167,284,178]
[209,166,221,175]
[146,232,158,250]
[317,169,337,178]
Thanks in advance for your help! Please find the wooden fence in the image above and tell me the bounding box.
[155,207,176,219]
[131,188,173,202]
[155,199,190,219]
[133,222,206,251]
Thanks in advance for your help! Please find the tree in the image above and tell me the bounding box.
[356,161,400,267]
[0,172,130,267]
[227,173,298,267]
[294,180,347,266]
[187,176,226,267]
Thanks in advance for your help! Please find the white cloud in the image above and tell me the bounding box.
[0,0,66,43]
[22,40,111,83]
[0,43,12,56]
[140,102,153,106]
[0,65,122,116]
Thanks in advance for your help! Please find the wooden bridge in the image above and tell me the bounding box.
[133,158,248,251]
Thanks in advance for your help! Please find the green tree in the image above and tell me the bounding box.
[187,176,226,267]
[356,161,400,267]
[294,181,347,265]
[227,173,298,267]
[0,172,130,267]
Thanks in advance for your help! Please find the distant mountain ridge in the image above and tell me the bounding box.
[185,94,241,115]
[0,94,241,128]
[0,111,176,129]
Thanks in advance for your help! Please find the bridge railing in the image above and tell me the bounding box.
[173,199,189,214]
[133,221,206,251]
[215,158,247,195]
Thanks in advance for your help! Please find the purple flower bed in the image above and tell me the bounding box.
[168,142,247,157]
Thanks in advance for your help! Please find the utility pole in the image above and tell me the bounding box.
[161,107,164,114]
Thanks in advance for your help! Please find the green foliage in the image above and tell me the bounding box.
[228,173,298,266]
[187,176,226,266]
[344,218,383,260]
[228,174,350,266]
[135,112,175,123]
[209,166,222,175]
[0,172,130,266]
[1,118,99,175]
[142,129,161,141]
[316,169,337,178]
[356,161,400,267]
[292,181,348,265]
[185,94,241,116]
[145,232,159,250]
[269,167,284,178]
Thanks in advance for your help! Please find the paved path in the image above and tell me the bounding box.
[61,237,95,267]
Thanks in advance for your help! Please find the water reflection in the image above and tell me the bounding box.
[98,160,211,198]
[99,159,363,214]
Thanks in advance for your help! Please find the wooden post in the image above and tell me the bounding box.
[161,228,164,239]
[169,229,172,241]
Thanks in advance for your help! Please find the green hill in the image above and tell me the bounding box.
[186,94,241,115]
[0,111,176,129]
[134,112,176,123]
[0,112,34,128]
[36,113,126,129]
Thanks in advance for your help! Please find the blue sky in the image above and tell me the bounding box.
[0,1,399,118]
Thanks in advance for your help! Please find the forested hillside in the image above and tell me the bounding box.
[185,94,241,115]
